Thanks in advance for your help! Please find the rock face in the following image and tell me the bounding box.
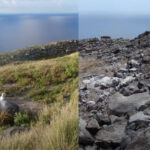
[79,31,150,149]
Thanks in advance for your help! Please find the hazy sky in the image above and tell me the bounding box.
[0,0,77,14]
[80,0,150,16]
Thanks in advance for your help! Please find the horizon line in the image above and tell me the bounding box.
[0,13,78,15]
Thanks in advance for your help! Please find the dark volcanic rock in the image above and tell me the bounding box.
[126,128,150,150]
[142,55,150,64]
[132,31,150,48]
[79,31,150,149]
[108,92,150,116]
[0,100,19,115]
[79,118,94,145]
[95,122,126,148]
[120,85,146,96]
[127,112,150,131]
[0,40,78,66]
[96,113,111,126]
[86,118,100,135]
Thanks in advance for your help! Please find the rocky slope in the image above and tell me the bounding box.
[79,31,150,150]
[0,40,78,66]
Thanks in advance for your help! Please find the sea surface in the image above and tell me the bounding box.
[0,14,78,52]
[79,15,150,40]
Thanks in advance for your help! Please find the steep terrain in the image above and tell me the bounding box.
[79,31,150,150]
[0,50,78,150]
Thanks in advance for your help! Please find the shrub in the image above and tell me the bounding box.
[5,86,27,97]
[14,112,30,127]
[65,60,78,78]
[0,112,13,126]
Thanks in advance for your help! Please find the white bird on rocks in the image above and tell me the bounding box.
[0,93,19,114]
[0,93,5,101]
[0,93,7,107]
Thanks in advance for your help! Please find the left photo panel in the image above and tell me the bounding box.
[0,1,79,150]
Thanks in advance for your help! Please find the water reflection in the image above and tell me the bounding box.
[0,14,78,52]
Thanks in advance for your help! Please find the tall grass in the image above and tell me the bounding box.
[0,52,79,150]
[0,53,78,104]
[0,89,78,150]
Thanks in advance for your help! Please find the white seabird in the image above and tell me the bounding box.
[0,93,19,114]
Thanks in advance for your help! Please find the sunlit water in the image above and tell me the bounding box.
[0,14,78,52]
[79,15,150,39]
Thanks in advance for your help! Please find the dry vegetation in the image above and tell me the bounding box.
[0,53,78,150]
[0,53,78,103]
[0,90,78,150]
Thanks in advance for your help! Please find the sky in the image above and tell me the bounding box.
[0,0,77,14]
[1,0,150,15]
[79,0,150,16]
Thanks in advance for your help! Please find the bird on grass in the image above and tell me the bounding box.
[0,93,19,115]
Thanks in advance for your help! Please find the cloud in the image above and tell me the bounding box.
[55,0,63,6]
[0,0,77,14]
[1,0,17,5]
[79,0,150,16]
[12,0,17,5]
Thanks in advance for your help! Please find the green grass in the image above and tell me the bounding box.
[14,112,31,127]
[0,52,78,150]
[0,53,78,104]
[0,87,78,150]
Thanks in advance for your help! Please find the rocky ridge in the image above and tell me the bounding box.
[79,31,150,150]
[0,40,78,66]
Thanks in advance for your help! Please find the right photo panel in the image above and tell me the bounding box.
[79,0,150,150]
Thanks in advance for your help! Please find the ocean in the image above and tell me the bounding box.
[0,14,78,52]
[79,15,150,40]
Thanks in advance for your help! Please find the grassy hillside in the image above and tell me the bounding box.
[0,52,78,150]
[0,53,78,103]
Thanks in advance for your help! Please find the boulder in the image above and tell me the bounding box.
[94,77,120,89]
[119,68,128,73]
[126,128,150,150]
[79,118,94,145]
[129,68,138,73]
[86,101,96,111]
[86,118,100,135]
[85,145,98,150]
[127,59,139,69]
[142,55,150,64]
[96,113,111,126]
[101,36,111,40]
[95,122,126,148]
[120,85,146,96]
[110,115,126,124]
[108,92,150,116]
[0,100,19,115]
[127,112,150,131]
[82,79,91,85]
[80,84,87,90]
[120,76,135,87]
